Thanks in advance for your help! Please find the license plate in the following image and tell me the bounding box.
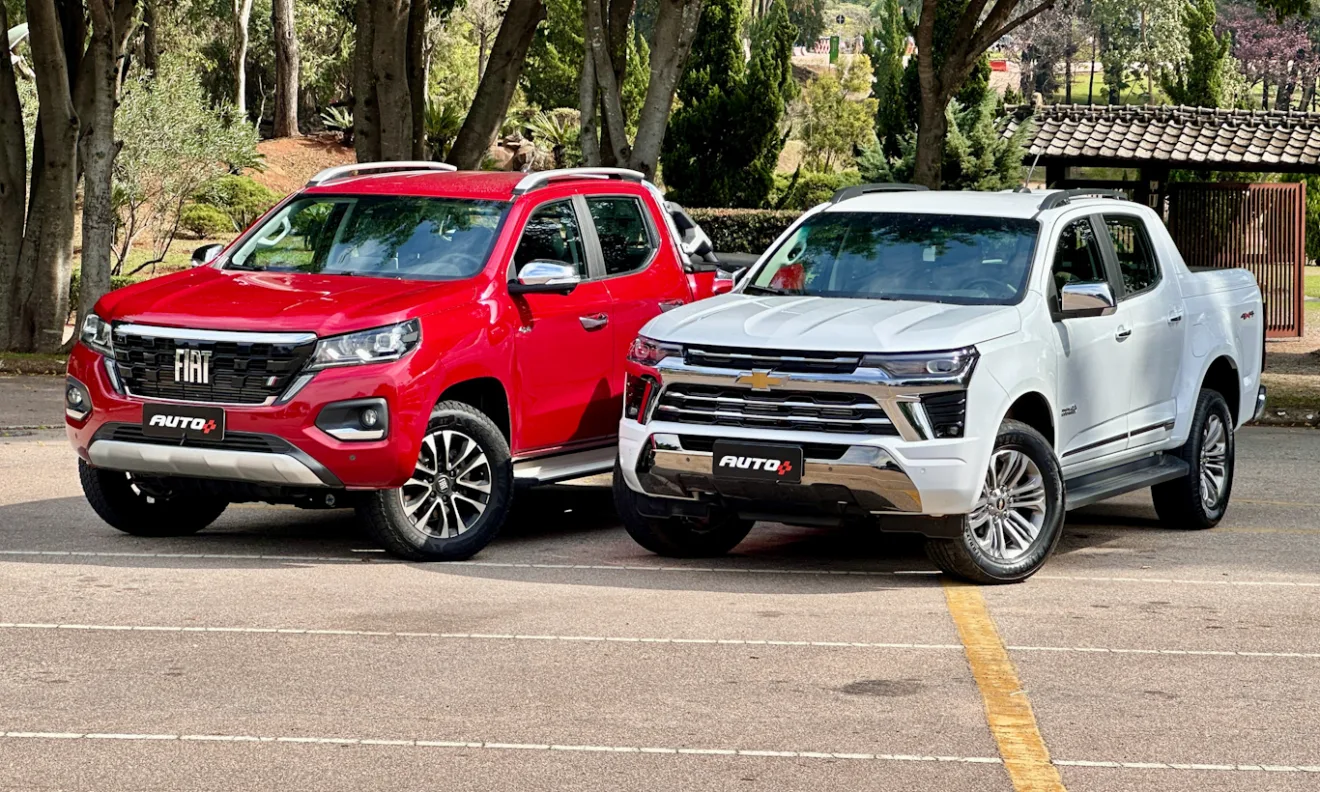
[711,441,803,484]
[142,403,226,441]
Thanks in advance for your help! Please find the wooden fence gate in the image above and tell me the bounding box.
[1167,182,1306,338]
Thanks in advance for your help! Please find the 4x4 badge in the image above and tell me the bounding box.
[735,370,785,391]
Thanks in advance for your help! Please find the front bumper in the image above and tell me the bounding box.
[65,343,436,490]
[619,419,989,522]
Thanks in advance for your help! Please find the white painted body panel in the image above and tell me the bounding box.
[618,191,1265,515]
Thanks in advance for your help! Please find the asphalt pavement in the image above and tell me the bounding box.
[2,375,1319,791]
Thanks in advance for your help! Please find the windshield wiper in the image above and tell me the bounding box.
[743,284,797,296]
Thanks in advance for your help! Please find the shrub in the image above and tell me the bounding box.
[771,169,862,210]
[179,203,235,239]
[69,272,138,321]
[687,208,802,254]
[192,175,280,231]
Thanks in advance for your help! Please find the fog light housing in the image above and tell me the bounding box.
[624,373,657,422]
[65,376,92,422]
[316,398,389,441]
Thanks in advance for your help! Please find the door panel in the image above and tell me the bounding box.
[510,200,617,453]
[1050,217,1133,465]
[1103,214,1184,448]
[583,194,692,413]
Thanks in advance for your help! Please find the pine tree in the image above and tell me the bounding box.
[661,0,797,207]
[868,0,908,160]
[1162,0,1229,107]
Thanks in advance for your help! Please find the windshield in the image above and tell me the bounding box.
[747,211,1040,305]
[226,195,507,280]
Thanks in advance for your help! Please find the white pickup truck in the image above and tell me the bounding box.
[614,186,1266,583]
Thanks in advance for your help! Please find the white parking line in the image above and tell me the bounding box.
[2,621,1317,659]
[2,730,1316,773]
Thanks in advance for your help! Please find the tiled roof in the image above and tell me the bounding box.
[1004,104,1320,171]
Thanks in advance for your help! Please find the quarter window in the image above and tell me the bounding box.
[1051,218,1109,300]
[512,200,589,278]
[586,196,656,276]
[1104,215,1160,296]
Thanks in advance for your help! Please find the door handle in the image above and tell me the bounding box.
[1169,308,1184,324]
[1115,325,1132,341]
[659,299,686,312]
[579,313,609,331]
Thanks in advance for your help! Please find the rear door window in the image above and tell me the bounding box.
[585,196,657,276]
[1103,215,1161,297]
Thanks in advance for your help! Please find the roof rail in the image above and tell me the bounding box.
[513,167,645,196]
[830,183,929,204]
[1036,188,1128,211]
[306,161,457,187]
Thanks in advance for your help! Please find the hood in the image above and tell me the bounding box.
[644,294,1022,353]
[98,267,480,336]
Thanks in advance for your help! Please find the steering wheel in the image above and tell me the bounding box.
[962,277,1013,297]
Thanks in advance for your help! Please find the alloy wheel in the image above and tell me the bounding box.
[398,429,492,539]
[970,448,1048,562]
[1199,414,1229,511]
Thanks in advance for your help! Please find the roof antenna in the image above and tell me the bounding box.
[1018,150,1042,193]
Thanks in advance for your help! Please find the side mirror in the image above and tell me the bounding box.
[508,260,581,295]
[1059,281,1117,318]
[192,243,224,267]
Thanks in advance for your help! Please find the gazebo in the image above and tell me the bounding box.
[1005,104,1314,337]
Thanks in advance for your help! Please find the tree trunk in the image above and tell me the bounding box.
[407,0,427,159]
[579,47,601,164]
[1064,20,1072,103]
[912,0,942,188]
[232,0,254,116]
[597,0,634,167]
[372,0,413,160]
[272,0,300,137]
[0,1,27,352]
[477,32,489,80]
[584,0,630,164]
[353,0,381,162]
[142,0,159,73]
[76,0,125,336]
[447,0,546,170]
[10,0,80,353]
[1087,34,1096,105]
[624,0,703,179]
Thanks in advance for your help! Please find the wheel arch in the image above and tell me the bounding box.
[1000,390,1056,451]
[1199,355,1240,426]
[438,377,511,443]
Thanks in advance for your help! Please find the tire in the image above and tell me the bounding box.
[612,461,753,557]
[1152,389,1234,530]
[357,400,513,561]
[79,460,228,536]
[925,420,1065,584]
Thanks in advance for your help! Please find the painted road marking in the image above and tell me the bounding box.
[3,621,1319,660]
[3,550,1320,588]
[2,730,1316,773]
[943,580,1066,792]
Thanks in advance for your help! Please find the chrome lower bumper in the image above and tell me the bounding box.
[634,433,922,513]
[88,440,331,487]
[1253,385,1267,422]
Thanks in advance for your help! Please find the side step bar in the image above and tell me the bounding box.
[512,445,615,486]
[1064,455,1189,511]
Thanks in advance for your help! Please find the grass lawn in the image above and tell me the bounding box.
[1305,267,1320,299]
[1048,71,1166,105]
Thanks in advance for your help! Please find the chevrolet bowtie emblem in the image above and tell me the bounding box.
[736,370,785,391]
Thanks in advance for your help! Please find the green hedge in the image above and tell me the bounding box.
[687,208,802,254]
[179,203,234,239]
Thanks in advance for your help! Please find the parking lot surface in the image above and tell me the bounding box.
[2,375,1319,791]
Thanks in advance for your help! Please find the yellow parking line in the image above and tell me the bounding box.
[943,580,1066,792]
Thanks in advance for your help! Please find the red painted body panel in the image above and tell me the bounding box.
[69,171,700,489]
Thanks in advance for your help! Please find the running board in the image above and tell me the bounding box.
[512,446,616,485]
[1064,455,1190,511]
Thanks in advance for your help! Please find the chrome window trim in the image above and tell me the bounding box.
[114,323,318,346]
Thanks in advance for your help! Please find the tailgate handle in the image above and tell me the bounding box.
[579,313,609,331]
[659,299,686,312]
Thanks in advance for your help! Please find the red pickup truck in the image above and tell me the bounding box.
[65,164,721,560]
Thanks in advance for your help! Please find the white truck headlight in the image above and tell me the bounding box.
[308,319,422,370]
[862,347,978,382]
[80,314,114,355]
[627,336,681,367]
